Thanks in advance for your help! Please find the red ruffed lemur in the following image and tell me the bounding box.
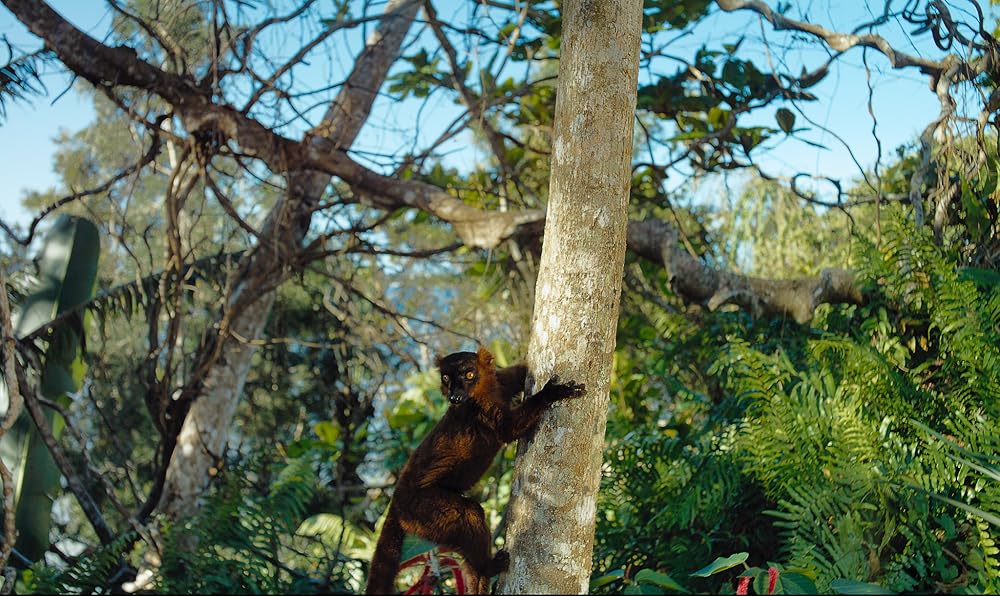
[365,347,585,594]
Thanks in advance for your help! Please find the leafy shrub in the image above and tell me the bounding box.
[594,217,1000,594]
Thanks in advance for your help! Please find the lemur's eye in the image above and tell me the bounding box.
[441,374,450,384]
[465,371,475,380]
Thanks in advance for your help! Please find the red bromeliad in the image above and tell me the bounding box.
[398,549,468,594]
[767,567,779,594]
[735,567,780,595]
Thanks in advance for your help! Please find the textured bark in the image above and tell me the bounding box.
[157,293,275,520]
[497,2,643,593]
[157,0,420,521]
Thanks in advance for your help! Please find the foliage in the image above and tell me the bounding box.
[155,452,349,594]
[594,215,1000,594]
[0,39,52,122]
[20,360,522,596]
[20,532,138,594]
[0,215,99,562]
[711,177,859,276]
[26,436,373,594]
[394,548,468,595]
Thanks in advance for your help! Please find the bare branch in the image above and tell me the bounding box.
[34,394,158,553]
[0,269,22,570]
[3,0,876,343]
[424,0,511,171]
[715,0,956,78]
[107,0,187,73]
[241,11,391,113]
[627,219,862,323]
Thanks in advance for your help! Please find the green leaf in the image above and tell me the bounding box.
[691,552,749,577]
[959,267,1000,288]
[754,570,778,595]
[722,60,746,88]
[634,568,687,592]
[829,579,895,594]
[313,421,340,445]
[775,108,795,133]
[386,400,429,428]
[0,49,51,123]
[779,572,818,594]
[297,513,372,557]
[927,492,1000,528]
[943,451,1000,483]
[0,215,99,562]
[937,514,957,539]
[590,569,625,590]
[16,215,100,337]
[723,36,744,54]
[707,106,729,130]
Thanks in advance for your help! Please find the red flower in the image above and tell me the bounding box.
[767,567,779,595]
[736,575,752,595]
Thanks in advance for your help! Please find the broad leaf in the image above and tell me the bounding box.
[829,579,895,594]
[635,568,687,592]
[590,569,625,590]
[775,108,795,133]
[779,572,818,594]
[691,552,749,577]
[0,215,99,562]
[400,535,439,562]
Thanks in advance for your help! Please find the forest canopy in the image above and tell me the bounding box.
[0,0,999,594]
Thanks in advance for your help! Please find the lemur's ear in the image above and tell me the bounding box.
[476,347,495,368]
[434,355,444,369]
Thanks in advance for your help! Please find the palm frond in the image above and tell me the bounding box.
[0,39,53,122]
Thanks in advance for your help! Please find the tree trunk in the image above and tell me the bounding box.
[497,1,643,593]
[157,0,420,521]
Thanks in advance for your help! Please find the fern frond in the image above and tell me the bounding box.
[28,532,136,594]
[20,250,245,342]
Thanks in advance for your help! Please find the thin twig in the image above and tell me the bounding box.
[0,134,162,246]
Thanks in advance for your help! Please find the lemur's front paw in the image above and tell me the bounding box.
[490,549,510,574]
[545,376,586,401]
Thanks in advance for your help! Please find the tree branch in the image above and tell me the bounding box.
[627,219,862,323]
[424,0,512,173]
[715,0,958,79]
[4,0,868,332]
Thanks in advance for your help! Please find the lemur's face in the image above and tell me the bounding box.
[437,352,479,405]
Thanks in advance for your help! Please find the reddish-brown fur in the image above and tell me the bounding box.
[365,347,585,594]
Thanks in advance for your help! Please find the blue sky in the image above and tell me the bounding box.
[0,1,103,227]
[0,1,951,233]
